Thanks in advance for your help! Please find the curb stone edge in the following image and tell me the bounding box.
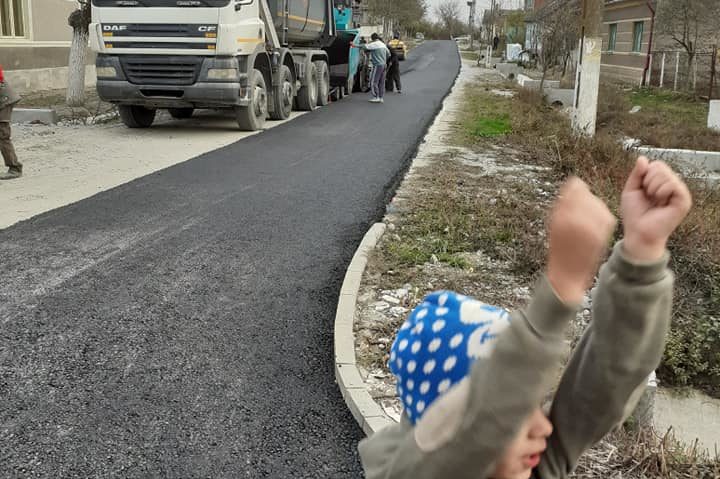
[334,222,395,437]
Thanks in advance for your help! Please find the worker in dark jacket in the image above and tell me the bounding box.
[386,34,402,94]
[0,65,22,180]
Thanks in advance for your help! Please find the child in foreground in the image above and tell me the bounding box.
[359,157,692,479]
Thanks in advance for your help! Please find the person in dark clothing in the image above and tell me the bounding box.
[493,35,500,51]
[386,35,402,94]
[0,65,22,180]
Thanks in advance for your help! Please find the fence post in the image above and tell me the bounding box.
[647,54,653,86]
[693,57,698,90]
[660,52,666,87]
[674,51,680,91]
[711,45,718,100]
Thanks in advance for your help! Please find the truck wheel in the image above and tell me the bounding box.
[236,69,268,131]
[314,61,330,106]
[168,108,194,119]
[118,105,156,128]
[269,65,293,121]
[295,63,318,111]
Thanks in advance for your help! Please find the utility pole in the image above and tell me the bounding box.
[486,0,497,67]
[468,0,477,50]
[572,0,604,136]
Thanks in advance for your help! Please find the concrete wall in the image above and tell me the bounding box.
[0,0,95,91]
[6,65,96,94]
[30,0,77,42]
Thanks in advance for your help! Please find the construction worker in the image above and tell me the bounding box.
[352,33,390,103]
[386,34,403,94]
[0,65,22,180]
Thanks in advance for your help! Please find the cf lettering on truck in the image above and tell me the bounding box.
[90,0,364,131]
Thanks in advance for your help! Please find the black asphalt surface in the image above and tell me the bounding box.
[0,41,459,478]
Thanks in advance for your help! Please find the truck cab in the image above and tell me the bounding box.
[90,0,338,131]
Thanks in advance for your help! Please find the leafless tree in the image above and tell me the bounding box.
[435,0,463,38]
[536,2,580,89]
[366,0,427,36]
[67,0,92,107]
[656,0,720,90]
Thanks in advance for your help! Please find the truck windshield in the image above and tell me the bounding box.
[92,0,231,6]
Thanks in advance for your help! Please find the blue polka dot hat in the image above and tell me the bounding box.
[389,291,511,424]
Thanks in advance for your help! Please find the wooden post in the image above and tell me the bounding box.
[710,46,718,100]
[647,53,653,86]
[674,51,680,91]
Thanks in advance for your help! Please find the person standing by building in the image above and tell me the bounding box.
[352,33,390,103]
[386,34,403,94]
[0,65,22,180]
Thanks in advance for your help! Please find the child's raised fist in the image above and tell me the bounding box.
[547,178,617,304]
[621,157,692,262]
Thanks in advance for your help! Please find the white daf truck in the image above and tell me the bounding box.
[89,0,358,131]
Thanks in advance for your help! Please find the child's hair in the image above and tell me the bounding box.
[389,291,511,423]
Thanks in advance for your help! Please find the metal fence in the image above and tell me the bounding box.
[645,48,719,99]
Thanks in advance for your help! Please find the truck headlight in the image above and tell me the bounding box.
[207,68,238,80]
[96,66,118,78]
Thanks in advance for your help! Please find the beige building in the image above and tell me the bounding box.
[0,0,95,93]
[600,0,656,84]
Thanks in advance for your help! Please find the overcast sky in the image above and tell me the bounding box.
[424,0,523,22]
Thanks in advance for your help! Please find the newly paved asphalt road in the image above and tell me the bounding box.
[0,41,459,477]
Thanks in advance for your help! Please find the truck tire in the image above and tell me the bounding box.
[269,65,293,121]
[118,105,156,128]
[235,69,268,131]
[314,60,330,106]
[168,107,194,119]
[295,63,318,111]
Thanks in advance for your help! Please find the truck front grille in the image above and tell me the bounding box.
[120,56,203,86]
[102,24,218,38]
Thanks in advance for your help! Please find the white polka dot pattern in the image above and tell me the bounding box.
[389,290,511,424]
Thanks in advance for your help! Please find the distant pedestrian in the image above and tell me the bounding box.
[0,65,22,180]
[386,34,403,94]
[492,35,500,51]
[353,33,390,103]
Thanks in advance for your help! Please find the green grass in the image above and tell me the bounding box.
[460,51,480,62]
[456,90,515,144]
[469,115,512,137]
[628,88,709,127]
[597,84,720,150]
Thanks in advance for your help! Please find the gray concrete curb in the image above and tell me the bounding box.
[334,222,395,436]
[633,146,720,173]
[12,108,58,125]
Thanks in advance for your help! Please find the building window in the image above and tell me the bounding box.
[0,0,25,37]
[608,23,617,51]
[632,21,644,53]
